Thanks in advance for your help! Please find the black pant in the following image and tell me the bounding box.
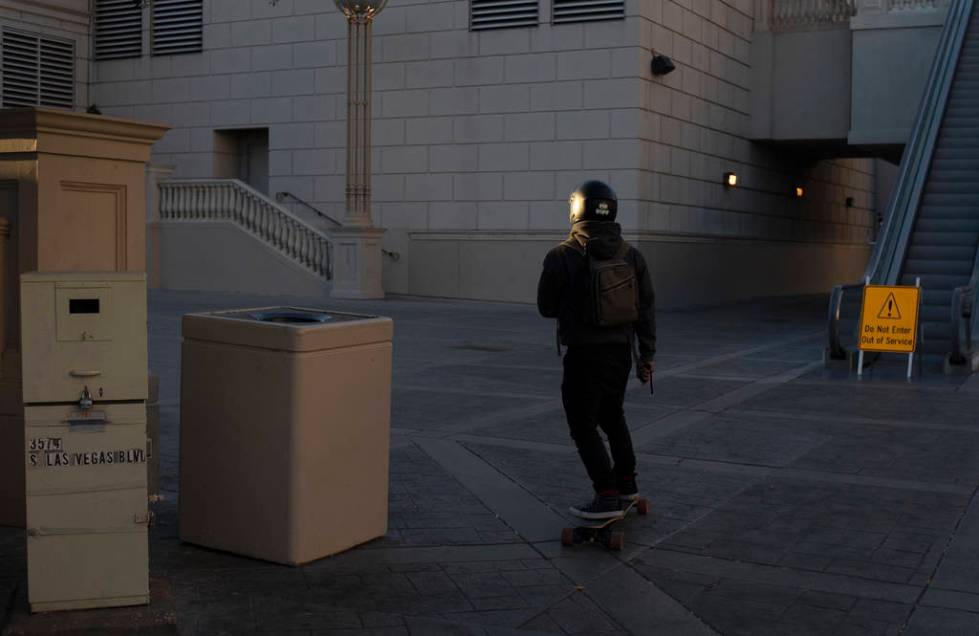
[561,343,636,493]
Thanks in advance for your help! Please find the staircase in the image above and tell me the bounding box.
[158,179,333,290]
[828,0,979,371]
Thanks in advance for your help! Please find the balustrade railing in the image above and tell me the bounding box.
[771,0,856,29]
[159,179,332,280]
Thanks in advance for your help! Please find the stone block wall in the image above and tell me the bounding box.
[90,0,877,304]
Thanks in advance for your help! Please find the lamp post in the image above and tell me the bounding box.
[330,0,387,299]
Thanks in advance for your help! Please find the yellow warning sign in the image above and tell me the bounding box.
[858,285,920,353]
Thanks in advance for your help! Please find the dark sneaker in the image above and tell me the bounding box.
[617,474,639,502]
[569,493,623,520]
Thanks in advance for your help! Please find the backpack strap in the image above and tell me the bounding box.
[614,241,631,259]
[555,238,583,357]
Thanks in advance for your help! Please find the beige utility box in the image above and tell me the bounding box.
[21,272,148,612]
[179,307,392,566]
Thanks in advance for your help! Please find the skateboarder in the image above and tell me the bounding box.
[537,180,656,520]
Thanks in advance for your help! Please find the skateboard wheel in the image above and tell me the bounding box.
[561,527,574,546]
[608,531,625,551]
[637,498,650,516]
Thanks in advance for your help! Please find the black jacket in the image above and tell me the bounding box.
[537,221,656,361]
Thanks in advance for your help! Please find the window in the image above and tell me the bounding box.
[553,0,625,23]
[94,0,142,60]
[0,29,74,109]
[471,0,538,30]
[152,0,203,56]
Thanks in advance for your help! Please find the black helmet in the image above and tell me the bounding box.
[569,180,617,224]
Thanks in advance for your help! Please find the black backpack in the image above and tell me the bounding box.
[565,239,639,327]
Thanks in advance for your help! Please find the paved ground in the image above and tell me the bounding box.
[4,289,979,635]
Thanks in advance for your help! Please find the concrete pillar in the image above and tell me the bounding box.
[0,107,167,527]
[145,163,175,289]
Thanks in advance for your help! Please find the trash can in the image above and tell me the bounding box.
[178,307,392,565]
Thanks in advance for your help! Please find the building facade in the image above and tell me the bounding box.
[0,0,950,306]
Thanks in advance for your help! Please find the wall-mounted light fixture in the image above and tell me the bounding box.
[651,54,676,76]
[794,185,805,198]
[723,172,737,188]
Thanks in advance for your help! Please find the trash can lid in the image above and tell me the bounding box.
[182,306,393,352]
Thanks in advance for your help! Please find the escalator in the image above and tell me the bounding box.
[828,0,979,372]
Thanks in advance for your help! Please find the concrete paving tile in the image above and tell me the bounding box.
[632,376,752,408]
[543,593,624,635]
[921,587,979,613]
[904,606,979,636]
[518,612,565,633]
[10,291,979,635]
[640,414,829,466]
[391,388,548,431]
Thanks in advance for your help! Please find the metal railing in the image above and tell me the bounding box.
[275,191,344,228]
[159,179,333,280]
[827,0,973,360]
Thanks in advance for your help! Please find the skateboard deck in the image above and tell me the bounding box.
[561,497,649,551]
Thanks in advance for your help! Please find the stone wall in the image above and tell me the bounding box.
[635,0,876,304]
[91,0,877,305]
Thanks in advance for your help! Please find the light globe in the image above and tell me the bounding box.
[334,0,388,19]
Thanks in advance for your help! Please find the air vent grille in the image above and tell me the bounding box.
[153,0,203,56]
[471,0,539,30]
[1,29,75,109]
[94,0,142,60]
[553,0,625,23]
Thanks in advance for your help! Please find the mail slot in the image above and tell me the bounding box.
[21,273,148,404]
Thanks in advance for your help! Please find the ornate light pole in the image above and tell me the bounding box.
[331,0,387,299]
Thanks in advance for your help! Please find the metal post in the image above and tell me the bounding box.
[908,276,920,381]
[858,276,869,377]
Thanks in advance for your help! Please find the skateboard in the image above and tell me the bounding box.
[561,497,650,551]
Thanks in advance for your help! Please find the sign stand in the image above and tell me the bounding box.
[907,277,920,381]
[857,277,869,378]
[856,277,921,380]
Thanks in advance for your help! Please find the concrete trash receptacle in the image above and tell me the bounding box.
[178,307,392,565]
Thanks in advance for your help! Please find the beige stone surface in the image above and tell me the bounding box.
[0,109,165,529]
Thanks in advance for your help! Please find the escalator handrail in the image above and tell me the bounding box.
[950,284,975,364]
[828,282,865,359]
[865,0,974,286]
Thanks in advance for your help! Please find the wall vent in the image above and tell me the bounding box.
[471,0,539,30]
[94,0,143,60]
[153,0,203,56]
[553,0,625,23]
[1,29,74,109]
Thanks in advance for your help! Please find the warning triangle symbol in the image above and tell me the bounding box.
[877,292,902,320]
